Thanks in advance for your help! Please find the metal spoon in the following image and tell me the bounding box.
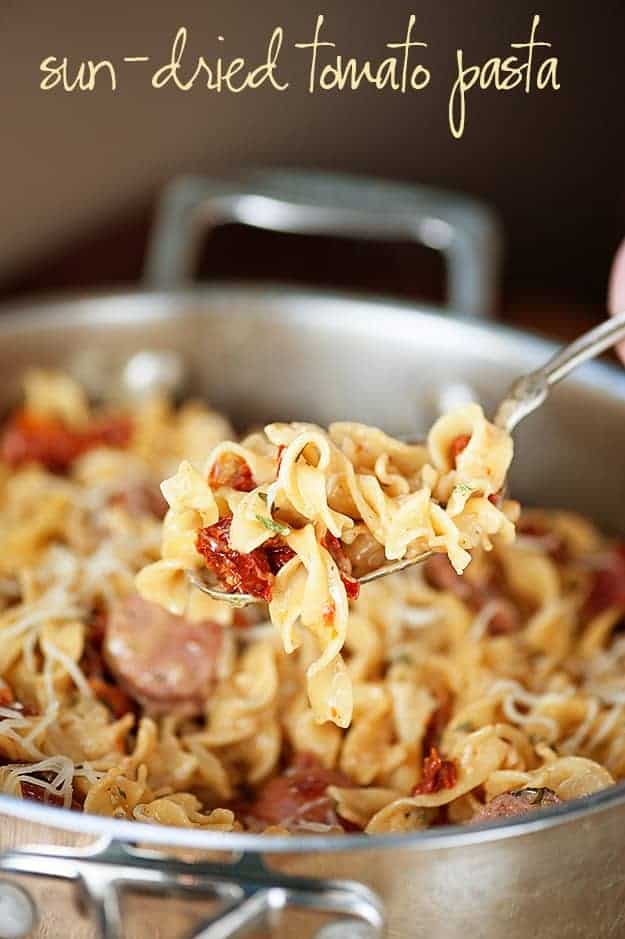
[189,311,625,605]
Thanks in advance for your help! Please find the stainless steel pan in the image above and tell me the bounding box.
[0,171,624,939]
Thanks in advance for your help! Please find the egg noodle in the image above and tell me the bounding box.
[138,407,515,727]
[0,370,621,834]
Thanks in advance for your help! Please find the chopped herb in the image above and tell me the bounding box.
[255,514,291,536]
[454,483,473,497]
[393,653,414,666]
[453,721,475,733]
[258,491,268,503]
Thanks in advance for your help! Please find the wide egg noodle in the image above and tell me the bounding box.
[144,404,517,728]
[0,370,621,835]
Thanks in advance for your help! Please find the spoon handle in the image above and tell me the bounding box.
[494,310,625,433]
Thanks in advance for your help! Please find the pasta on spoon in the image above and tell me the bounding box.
[137,404,517,727]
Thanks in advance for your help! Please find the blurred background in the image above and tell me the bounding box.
[1,0,624,337]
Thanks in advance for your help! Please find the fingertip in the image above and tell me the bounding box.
[608,238,625,316]
[607,238,625,362]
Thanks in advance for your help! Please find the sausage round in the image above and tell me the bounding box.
[104,594,222,715]
[472,787,561,823]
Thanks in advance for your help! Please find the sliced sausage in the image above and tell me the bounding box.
[425,553,476,602]
[516,519,567,561]
[585,544,625,616]
[104,595,222,715]
[472,787,561,823]
[424,555,520,636]
[110,482,168,519]
[244,753,354,828]
[487,599,521,636]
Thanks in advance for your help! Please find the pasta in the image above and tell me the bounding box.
[0,370,622,836]
[137,409,516,727]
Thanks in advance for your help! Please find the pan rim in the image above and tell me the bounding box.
[1,281,624,854]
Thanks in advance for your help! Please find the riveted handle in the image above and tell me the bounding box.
[144,169,501,318]
[0,839,385,939]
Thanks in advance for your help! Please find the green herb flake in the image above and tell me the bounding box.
[393,653,414,666]
[453,721,475,734]
[255,514,290,536]
[454,483,473,497]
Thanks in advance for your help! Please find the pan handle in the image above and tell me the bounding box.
[144,170,502,317]
[0,838,385,939]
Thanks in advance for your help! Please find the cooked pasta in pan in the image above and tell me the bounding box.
[0,370,622,834]
[137,408,516,727]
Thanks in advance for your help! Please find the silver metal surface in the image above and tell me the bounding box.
[186,570,261,608]
[495,309,625,433]
[186,551,436,607]
[0,163,624,937]
[0,839,384,939]
[0,880,37,939]
[144,170,501,317]
[0,284,624,939]
[120,349,187,401]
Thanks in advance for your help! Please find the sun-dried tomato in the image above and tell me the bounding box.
[81,608,136,719]
[276,444,287,472]
[196,516,276,601]
[322,532,350,573]
[209,453,256,492]
[413,746,457,795]
[340,574,360,601]
[449,434,471,463]
[422,693,454,753]
[585,543,625,616]
[0,681,36,715]
[322,532,360,601]
[86,415,133,450]
[20,780,64,807]
[264,540,296,574]
[0,409,132,473]
[87,676,135,720]
[20,778,82,810]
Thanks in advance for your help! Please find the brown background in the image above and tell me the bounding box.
[1,0,624,335]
